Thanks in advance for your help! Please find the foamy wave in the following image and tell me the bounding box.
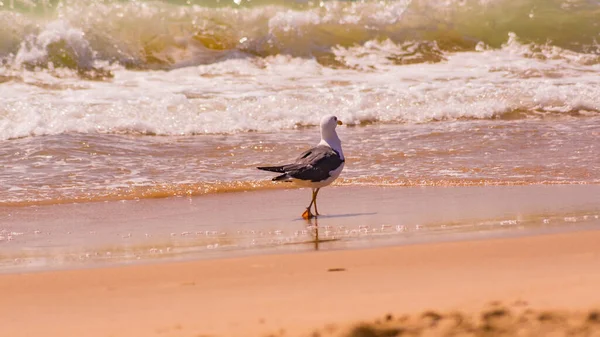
[1,32,599,140]
[333,39,446,70]
[5,20,113,79]
[500,32,600,66]
[0,0,598,72]
[14,21,93,69]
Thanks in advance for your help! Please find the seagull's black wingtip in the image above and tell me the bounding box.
[257,166,285,173]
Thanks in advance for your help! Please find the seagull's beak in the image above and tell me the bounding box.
[337,120,343,126]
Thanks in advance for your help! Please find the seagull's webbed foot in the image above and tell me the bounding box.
[302,208,315,220]
[303,188,322,219]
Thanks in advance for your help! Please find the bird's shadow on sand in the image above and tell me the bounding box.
[293,212,377,221]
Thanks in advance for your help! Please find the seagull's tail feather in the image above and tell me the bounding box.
[257,165,286,173]
[257,166,293,182]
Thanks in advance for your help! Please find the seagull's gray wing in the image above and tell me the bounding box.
[279,145,344,182]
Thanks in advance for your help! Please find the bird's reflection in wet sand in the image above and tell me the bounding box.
[303,211,376,250]
[306,217,321,251]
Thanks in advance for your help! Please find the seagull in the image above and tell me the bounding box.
[257,115,345,219]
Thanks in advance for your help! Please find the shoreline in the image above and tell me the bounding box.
[3,179,598,208]
[2,184,600,273]
[1,229,600,337]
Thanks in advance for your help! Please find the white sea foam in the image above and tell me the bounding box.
[1,34,599,140]
[14,20,97,70]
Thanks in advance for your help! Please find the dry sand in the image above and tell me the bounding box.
[2,228,600,337]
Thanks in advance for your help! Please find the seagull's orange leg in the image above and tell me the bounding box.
[313,188,321,216]
[302,189,318,219]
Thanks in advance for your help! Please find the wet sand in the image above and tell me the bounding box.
[1,227,600,337]
[2,184,600,271]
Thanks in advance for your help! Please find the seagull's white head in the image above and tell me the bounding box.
[320,114,343,130]
[319,115,344,160]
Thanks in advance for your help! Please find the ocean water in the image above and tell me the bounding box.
[1,0,599,206]
[0,0,599,269]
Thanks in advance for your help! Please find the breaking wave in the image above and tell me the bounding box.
[0,0,598,74]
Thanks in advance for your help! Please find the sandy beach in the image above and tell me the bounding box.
[1,1,600,336]
[2,216,600,337]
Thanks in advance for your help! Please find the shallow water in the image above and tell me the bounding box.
[0,119,599,206]
[1,185,600,272]
[0,0,599,270]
